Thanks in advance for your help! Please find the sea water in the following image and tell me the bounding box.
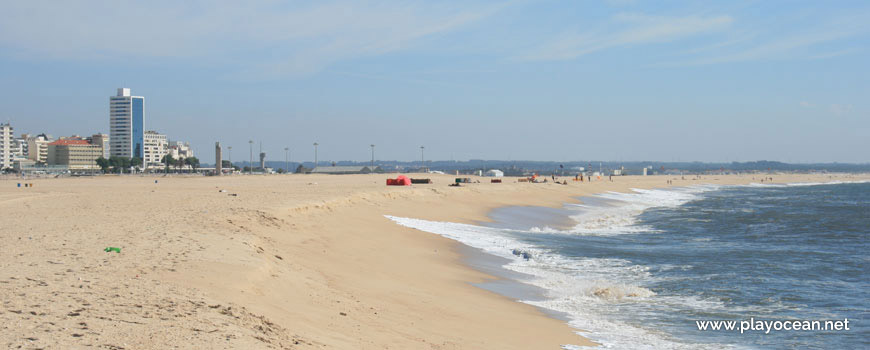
[388,181,869,349]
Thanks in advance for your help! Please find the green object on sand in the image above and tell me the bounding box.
[104,247,121,253]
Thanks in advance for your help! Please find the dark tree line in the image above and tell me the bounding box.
[95,155,199,173]
[96,156,142,173]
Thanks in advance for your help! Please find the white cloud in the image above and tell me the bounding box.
[0,1,502,78]
[830,104,853,115]
[519,13,733,61]
[807,48,862,60]
[674,11,870,65]
[684,30,856,65]
[799,101,816,108]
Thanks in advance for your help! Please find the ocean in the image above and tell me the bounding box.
[388,181,869,349]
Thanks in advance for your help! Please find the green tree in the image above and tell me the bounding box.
[186,157,200,172]
[130,157,143,171]
[120,157,131,173]
[161,154,175,174]
[108,156,124,173]
[96,156,110,173]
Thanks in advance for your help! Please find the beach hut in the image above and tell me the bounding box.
[485,169,504,177]
[387,175,411,186]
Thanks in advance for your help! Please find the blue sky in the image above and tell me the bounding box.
[1,0,868,163]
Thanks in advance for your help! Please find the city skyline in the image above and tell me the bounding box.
[1,1,869,163]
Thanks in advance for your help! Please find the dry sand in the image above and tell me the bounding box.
[1,172,865,349]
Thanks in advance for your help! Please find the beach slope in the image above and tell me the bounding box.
[1,173,860,349]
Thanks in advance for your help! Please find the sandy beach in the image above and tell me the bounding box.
[1,172,865,349]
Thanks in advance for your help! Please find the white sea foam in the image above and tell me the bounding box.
[526,185,722,236]
[744,179,870,188]
[386,214,733,349]
[388,179,866,348]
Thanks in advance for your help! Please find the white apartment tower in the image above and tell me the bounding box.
[109,88,145,159]
[26,134,51,163]
[0,123,13,169]
[143,131,168,167]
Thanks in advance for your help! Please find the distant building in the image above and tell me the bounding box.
[13,158,36,171]
[89,133,110,158]
[0,123,13,169]
[109,88,145,159]
[215,142,222,175]
[309,166,382,174]
[169,140,193,160]
[47,139,103,170]
[259,152,266,170]
[143,131,168,167]
[12,134,29,159]
[26,134,52,163]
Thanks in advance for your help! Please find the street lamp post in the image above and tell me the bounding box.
[248,140,253,174]
[313,142,319,168]
[284,147,289,174]
[227,146,232,173]
[370,144,375,169]
[420,146,425,172]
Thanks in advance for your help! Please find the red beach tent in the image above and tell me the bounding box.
[387,175,411,186]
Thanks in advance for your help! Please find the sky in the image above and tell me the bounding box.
[1,0,868,163]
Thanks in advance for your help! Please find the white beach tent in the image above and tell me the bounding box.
[485,169,504,177]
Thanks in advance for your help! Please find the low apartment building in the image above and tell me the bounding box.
[47,139,103,170]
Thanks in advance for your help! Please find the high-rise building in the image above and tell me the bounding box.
[0,123,13,169]
[143,131,168,167]
[109,88,145,159]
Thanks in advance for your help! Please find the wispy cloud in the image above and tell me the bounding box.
[799,101,816,108]
[830,104,853,115]
[519,13,733,61]
[684,29,858,65]
[807,47,862,60]
[326,70,456,87]
[672,10,870,65]
[0,1,503,78]
[1,1,867,75]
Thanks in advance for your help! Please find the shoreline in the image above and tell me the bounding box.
[1,173,867,349]
[388,175,870,348]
